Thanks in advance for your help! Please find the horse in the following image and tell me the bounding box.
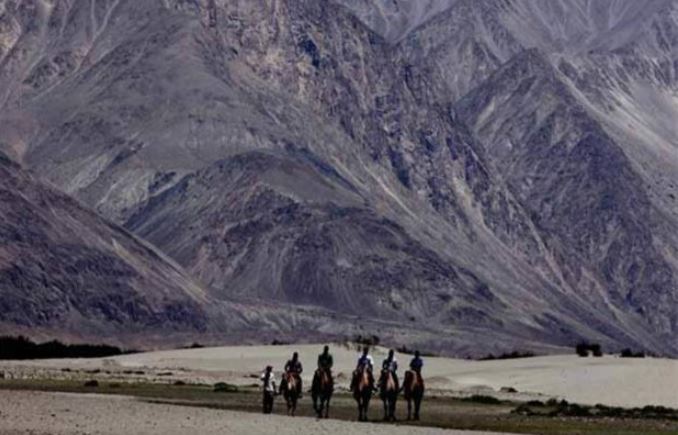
[379,369,398,421]
[403,370,425,421]
[280,371,300,416]
[352,366,373,421]
[311,369,333,418]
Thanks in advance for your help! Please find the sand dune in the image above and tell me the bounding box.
[3,344,677,408]
[0,390,510,435]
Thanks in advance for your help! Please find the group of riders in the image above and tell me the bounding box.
[260,345,425,420]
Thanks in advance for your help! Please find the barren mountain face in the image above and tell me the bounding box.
[1,0,677,355]
[0,151,210,345]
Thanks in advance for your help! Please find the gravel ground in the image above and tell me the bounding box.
[0,390,513,435]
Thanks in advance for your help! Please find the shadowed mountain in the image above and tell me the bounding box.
[0,151,210,345]
[1,0,677,355]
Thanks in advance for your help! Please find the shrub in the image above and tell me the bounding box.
[395,346,438,357]
[0,336,131,360]
[84,380,99,388]
[213,382,238,393]
[590,344,603,357]
[353,335,380,347]
[620,348,646,358]
[512,404,535,416]
[575,342,602,357]
[546,398,561,407]
[174,380,187,386]
[461,395,502,405]
[479,351,536,361]
[271,339,289,346]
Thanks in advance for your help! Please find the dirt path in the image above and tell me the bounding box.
[0,390,513,435]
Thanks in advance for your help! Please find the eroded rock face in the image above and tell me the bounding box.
[1,0,678,354]
[0,152,211,343]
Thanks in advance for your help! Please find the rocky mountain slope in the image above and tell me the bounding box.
[1,0,677,355]
[0,151,210,345]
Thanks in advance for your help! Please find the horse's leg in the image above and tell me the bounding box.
[415,395,422,420]
[324,396,330,419]
[406,397,412,420]
[364,395,370,422]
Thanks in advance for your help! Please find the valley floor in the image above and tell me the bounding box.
[0,390,508,435]
[3,344,677,408]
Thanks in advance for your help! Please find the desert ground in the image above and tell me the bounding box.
[2,344,678,434]
[0,390,509,435]
[3,344,677,408]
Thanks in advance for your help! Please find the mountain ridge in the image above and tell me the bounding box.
[1,0,677,355]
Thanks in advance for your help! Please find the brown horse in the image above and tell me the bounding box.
[280,372,300,416]
[352,366,373,421]
[311,369,333,418]
[379,369,398,421]
[403,370,425,421]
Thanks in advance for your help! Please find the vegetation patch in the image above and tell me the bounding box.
[213,382,239,393]
[478,351,536,361]
[461,395,503,405]
[513,399,678,421]
[575,342,603,357]
[620,348,646,358]
[0,336,133,360]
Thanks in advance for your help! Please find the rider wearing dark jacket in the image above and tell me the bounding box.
[317,346,334,374]
[409,350,424,380]
[283,352,303,397]
[381,349,399,391]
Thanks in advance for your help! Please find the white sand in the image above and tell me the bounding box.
[0,390,510,435]
[3,344,677,408]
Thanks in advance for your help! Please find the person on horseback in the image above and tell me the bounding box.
[317,345,334,375]
[381,349,399,391]
[260,365,277,414]
[356,346,374,371]
[352,346,375,391]
[313,346,334,418]
[283,352,303,398]
[405,350,425,421]
[410,350,423,379]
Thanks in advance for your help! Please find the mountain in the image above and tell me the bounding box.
[0,151,210,345]
[1,0,677,355]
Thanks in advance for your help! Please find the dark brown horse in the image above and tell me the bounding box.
[403,370,425,420]
[379,369,398,421]
[311,369,333,418]
[280,372,300,416]
[352,366,373,421]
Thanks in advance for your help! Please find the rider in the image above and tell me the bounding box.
[409,350,424,379]
[352,346,376,391]
[283,352,303,398]
[356,346,374,371]
[317,345,334,373]
[381,349,399,391]
[315,345,334,389]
